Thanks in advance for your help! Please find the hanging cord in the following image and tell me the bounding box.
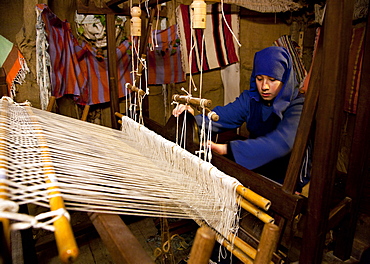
[220,0,241,47]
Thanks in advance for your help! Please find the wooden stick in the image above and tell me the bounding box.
[236,185,271,211]
[172,94,212,108]
[172,94,219,121]
[254,223,280,264]
[188,226,216,264]
[81,104,90,122]
[46,96,56,112]
[27,107,79,263]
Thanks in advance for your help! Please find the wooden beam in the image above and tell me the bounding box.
[333,1,370,258]
[106,13,120,129]
[299,0,355,263]
[88,213,154,264]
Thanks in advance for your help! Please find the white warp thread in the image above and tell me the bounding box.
[0,100,241,239]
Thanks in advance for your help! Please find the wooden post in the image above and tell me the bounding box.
[254,223,280,264]
[299,0,354,263]
[334,0,370,259]
[106,13,120,129]
[188,226,215,264]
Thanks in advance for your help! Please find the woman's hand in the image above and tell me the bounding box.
[172,104,194,117]
[208,141,227,155]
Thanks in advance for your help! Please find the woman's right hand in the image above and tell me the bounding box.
[172,104,194,117]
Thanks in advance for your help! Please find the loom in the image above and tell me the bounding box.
[0,97,279,263]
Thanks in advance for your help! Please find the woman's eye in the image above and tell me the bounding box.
[269,78,276,81]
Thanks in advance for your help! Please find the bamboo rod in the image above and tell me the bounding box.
[27,107,79,263]
[239,199,275,224]
[46,96,56,112]
[236,185,271,211]
[222,236,254,264]
[81,105,90,122]
[188,226,216,264]
[227,234,257,260]
[254,223,280,264]
[0,100,11,262]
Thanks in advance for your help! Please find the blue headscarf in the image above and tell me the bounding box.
[249,46,299,119]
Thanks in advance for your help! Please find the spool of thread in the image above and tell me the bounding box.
[131,6,142,37]
[191,0,206,29]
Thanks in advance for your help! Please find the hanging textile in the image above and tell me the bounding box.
[147,25,186,84]
[36,4,132,107]
[273,35,307,86]
[0,35,29,98]
[222,0,302,13]
[176,3,239,74]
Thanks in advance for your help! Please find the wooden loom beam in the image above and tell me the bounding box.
[333,0,370,258]
[88,213,154,264]
[299,0,355,263]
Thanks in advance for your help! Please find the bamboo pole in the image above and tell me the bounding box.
[188,226,216,264]
[236,185,271,211]
[239,199,274,224]
[227,234,257,260]
[222,236,254,264]
[26,107,79,263]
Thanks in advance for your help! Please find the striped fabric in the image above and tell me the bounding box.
[37,4,132,106]
[37,4,187,106]
[147,25,185,84]
[176,3,239,74]
[273,35,307,85]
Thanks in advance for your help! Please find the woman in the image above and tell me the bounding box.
[173,46,308,188]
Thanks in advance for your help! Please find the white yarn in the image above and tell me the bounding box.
[0,100,242,240]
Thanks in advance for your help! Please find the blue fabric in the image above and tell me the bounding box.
[195,46,304,174]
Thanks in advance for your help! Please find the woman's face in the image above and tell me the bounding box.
[256,75,283,101]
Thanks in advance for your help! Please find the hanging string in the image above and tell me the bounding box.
[220,0,242,47]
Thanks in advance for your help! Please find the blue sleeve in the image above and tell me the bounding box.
[195,90,251,133]
[230,96,304,170]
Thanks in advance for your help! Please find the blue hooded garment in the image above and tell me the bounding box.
[195,46,305,181]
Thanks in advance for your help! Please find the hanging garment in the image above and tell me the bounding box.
[147,25,185,84]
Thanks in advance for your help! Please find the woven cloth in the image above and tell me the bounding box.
[0,35,29,98]
[147,25,185,84]
[222,0,302,13]
[273,35,307,86]
[36,4,185,107]
[36,4,132,106]
[176,3,239,74]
